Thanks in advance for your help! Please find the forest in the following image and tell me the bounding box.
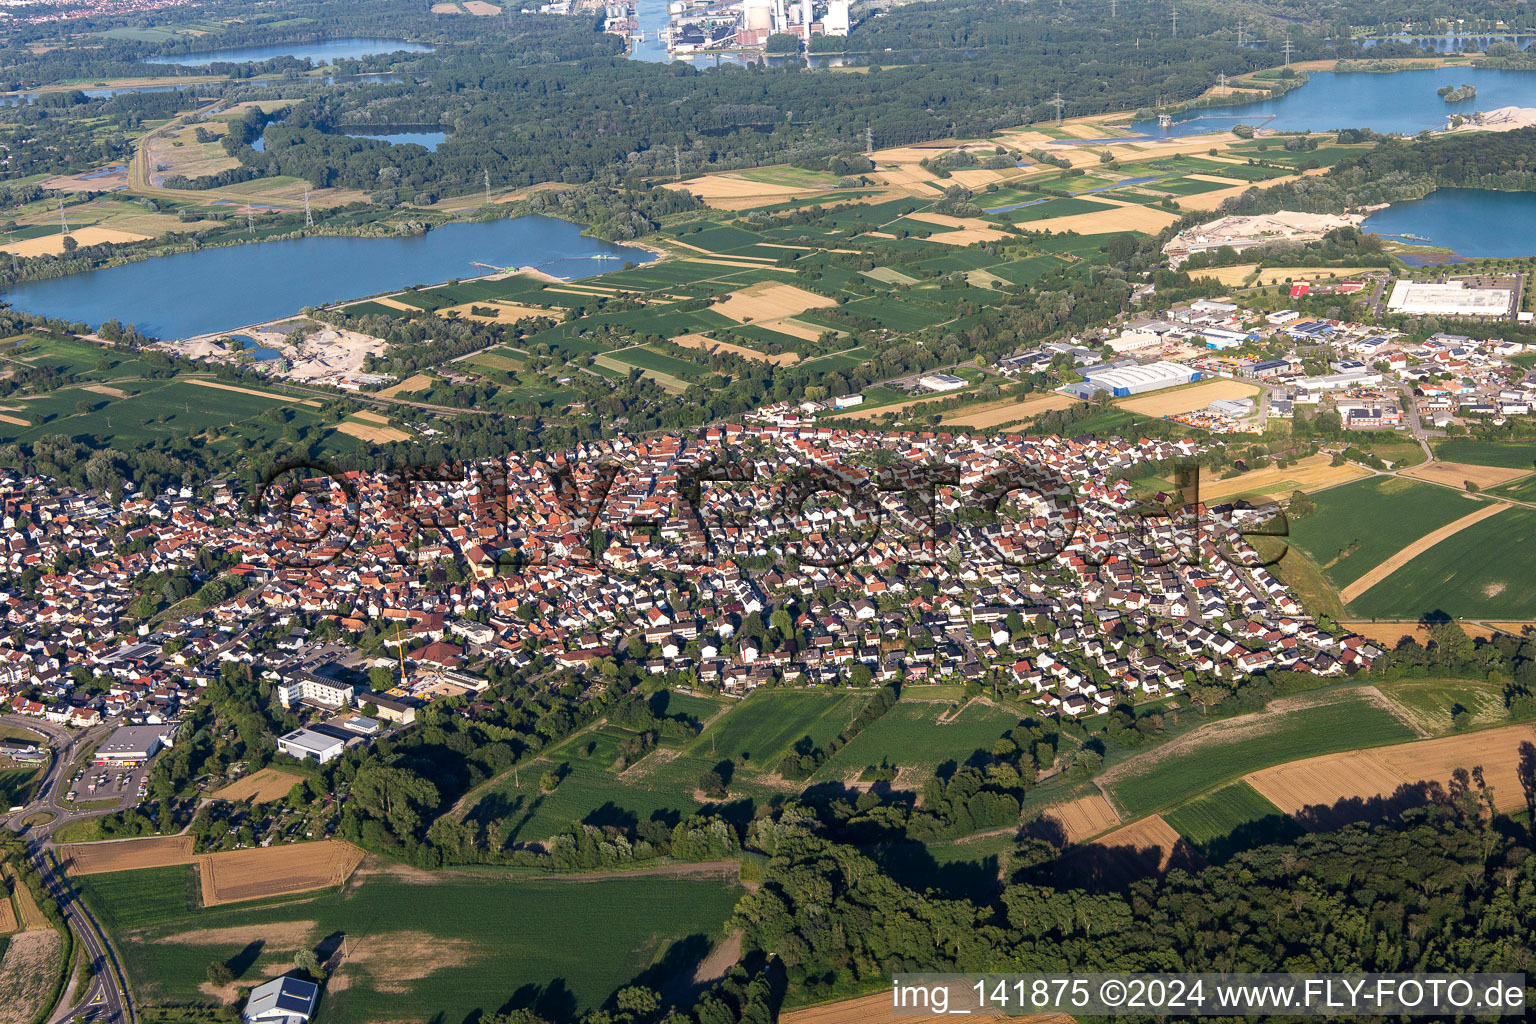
[5,0,1507,202]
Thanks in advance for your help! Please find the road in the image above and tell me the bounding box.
[2,717,136,1024]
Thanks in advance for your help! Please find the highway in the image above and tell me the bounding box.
[3,717,136,1024]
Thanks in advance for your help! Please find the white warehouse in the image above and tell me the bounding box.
[1079,361,1201,398]
[1387,280,1512,318]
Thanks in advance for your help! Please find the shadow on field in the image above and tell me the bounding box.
[494,978,578,1023]
[1290,781,1443,833]
[229,939,265,978]
[867,840,1003,902]
[1044,836,1206,893]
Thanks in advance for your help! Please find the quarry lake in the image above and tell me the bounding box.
[143,38,433,66]
[0,216,654,340]
[1131,67,1536,137]
[1365,188,1536,259]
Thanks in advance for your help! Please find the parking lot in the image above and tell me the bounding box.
[65,761,153,808]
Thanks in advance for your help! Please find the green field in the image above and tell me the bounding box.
[78,866,741,1023]
[1287,477,1489,593]
[1104,691,1418,818]
[1163,781,1286,844]
[463,689,866,843]
[603,345,706,380]
[1430,440,1536,470]
[1162,781,1302,863]
[811,699,1021,780]
[1377,678,1511,736]
[1345,504,1536,619]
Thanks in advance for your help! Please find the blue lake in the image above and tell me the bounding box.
[1365,188,1536,258]
[144,38,433,67]
[230,334,283,360]
[0,215,654,340]
[1130,67,1536,136]
[343,130,448,151]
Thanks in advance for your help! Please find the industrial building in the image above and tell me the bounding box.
[1209,397,1257,418]
[1386,280,1514,318]
[918,373,968,393]
[1107,330,1160,353]
[94,724,177,766]
[1078,361,1201,398]
[1244,359,1294,378]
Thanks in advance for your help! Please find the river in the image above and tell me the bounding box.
[143,38,433,67]
[1128,67,1536,137]
[0,216,654,340]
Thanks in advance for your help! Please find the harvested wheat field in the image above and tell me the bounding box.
[1196,263,1378,287]
[441,301,558,324]
[1199,454,1374,503]
[1192,263,1259,286]
[337,419,411,443]
[4,869,47,932]
[59,835,196,875]
[378,372,433,398]
[673,333,800,366]
[211,767,306,803]
[0,893,17,936]
[753,317,827,342]
[1340,621,1498,647]
[944,392,1077,429]
[352,410,391,425]
[1089,814,1191,867]
[1248,265,1377,286]
[198,840,366,907]
[0,415,28,427]
[713,282,830,323]
[781,991,1073,1024]
[926,225,1015,245]
[1040,792,1122,843]
[1401,461,1532,490]
[362,295,422,313]
[1245,723,1536,823]
[1117,378,1260,418]
[1059,813,1205,887]
[0,226,150,258]
[184,378,321,407]
[676,174,825,210]
[463,0,502,11]
[0,930,62,1024]
[82,383,127,398]
[1022,198,1182,235]
[1339,502,1508,605]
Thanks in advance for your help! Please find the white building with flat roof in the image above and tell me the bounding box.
[94,724,176,766]
[918,373,968,392]
[1387,280,1512,318]
[277,728,345,765]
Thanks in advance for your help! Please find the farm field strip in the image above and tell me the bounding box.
[61,836,365,907]
[1196,454,1373,503]
[1244,723,1536,820]
[1338,502,1508,605]
[1099,689,1420,818]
